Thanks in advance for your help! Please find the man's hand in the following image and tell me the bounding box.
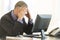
[18,11,24,20]
[25,10,31,20]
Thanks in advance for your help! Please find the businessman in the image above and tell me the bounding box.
[0,1,33,36]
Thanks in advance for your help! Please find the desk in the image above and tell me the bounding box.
[6,36,32,40]
[6,36,60,40]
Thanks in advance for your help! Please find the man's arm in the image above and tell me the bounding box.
[25,10,33,34]
[24,19,33,34]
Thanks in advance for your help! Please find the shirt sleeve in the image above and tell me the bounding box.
[17,19,23,24]
[28,19,33,24]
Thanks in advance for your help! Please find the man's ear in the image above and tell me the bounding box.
[16,7,21,13]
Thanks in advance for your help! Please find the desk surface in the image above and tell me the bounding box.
[6,36,60,40]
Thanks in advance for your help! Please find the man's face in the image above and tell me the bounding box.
[18,6,28,16]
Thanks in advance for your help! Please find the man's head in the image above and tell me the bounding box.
[14,1,28,17]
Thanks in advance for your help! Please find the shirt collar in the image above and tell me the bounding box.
[11,10,17,20]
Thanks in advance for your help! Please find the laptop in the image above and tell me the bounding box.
[32,14,51,32]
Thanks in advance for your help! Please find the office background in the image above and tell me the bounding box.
[0,0,60,34]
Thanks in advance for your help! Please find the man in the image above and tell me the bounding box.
[0,1,33,36]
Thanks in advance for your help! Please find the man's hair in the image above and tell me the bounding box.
[15,1,27,8]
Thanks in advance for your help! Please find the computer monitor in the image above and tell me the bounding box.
[32,14,51,32]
